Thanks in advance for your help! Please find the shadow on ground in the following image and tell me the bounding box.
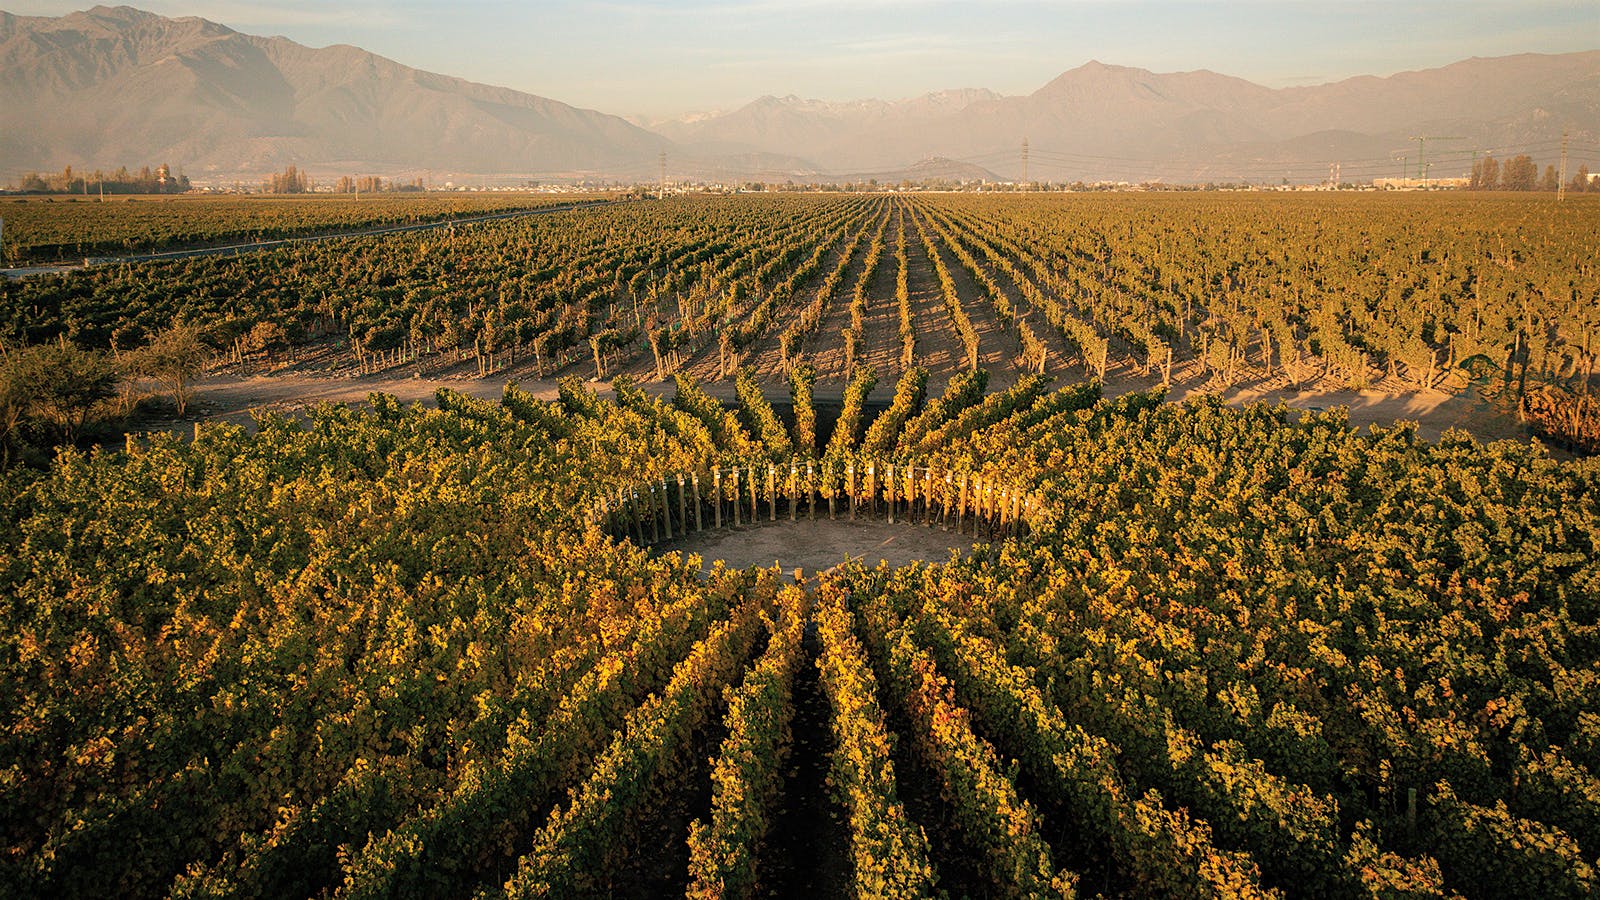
[651,518,978,581]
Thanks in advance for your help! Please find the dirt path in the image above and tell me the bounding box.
[1101,369,1529,444]
[654,518,976,580]
[135,362,1543,454]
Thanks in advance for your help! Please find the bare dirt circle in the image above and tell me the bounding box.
[650,518,979,581]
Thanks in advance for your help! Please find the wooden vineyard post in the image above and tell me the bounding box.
[972,474,985,534]
[713,468,723,529]
[767,464,776,521]
[970,475,980,536]
[886,464,896,525]
[942,470,953,530]
[847,460,856,520]
[732,467,741,527]
[693,473,704,532]
[807,461,816,521]
[958,471,969,533]
[749,466,759,524]
[648,483,660,543]
[915,464,928,522]
[630,487,644,544]
[825,461,836,520]
[661,477,673,541]
[789,462,799,521]
[677,473,688,536]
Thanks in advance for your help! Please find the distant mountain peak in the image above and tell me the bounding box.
[4,8,1595,185]
[1,5,668,177]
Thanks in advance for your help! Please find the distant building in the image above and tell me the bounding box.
[1373,176,1469,190]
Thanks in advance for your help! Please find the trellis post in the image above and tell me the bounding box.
[693,472,704,532]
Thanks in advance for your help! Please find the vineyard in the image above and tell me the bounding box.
[2,192,1596,445]
[0,193,609,265]
[1,364,1597,897]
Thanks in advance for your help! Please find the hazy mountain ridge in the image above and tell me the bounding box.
[1,5,672,178]
[661,54,1599,181]
[3,6,1596,183]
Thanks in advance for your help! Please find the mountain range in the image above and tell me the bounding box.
[3,5,1597,185]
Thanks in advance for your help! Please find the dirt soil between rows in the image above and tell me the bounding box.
[650,519,977,580]
[141,365,1538,450]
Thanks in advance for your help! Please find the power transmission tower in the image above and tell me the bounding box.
[1558,129,1570,202]
[1021,137,1029,187]
[1410,135,1463,189]
[658,151,667,200]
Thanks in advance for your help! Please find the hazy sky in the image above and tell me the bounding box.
[11,1,1599,116]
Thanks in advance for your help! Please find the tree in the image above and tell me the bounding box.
[1541,164,1560,192]
[3,342,118,445]
[265,165,309,194]
[1502,155,1537,191]
[1472,155,1501,190]
[1568,164,1592,194]
[244,321,290,362]
[131,325,209,416]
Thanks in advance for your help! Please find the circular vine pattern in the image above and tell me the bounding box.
[1,367,1596,898]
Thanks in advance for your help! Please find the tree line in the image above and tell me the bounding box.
[1468,154,1593,192]
[9,164,191,195]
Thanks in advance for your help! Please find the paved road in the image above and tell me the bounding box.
[1,199,614,280]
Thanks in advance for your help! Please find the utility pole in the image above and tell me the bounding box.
[1557,128,1570,202]
[658,151,667,200]
[1021,137,1029,188]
